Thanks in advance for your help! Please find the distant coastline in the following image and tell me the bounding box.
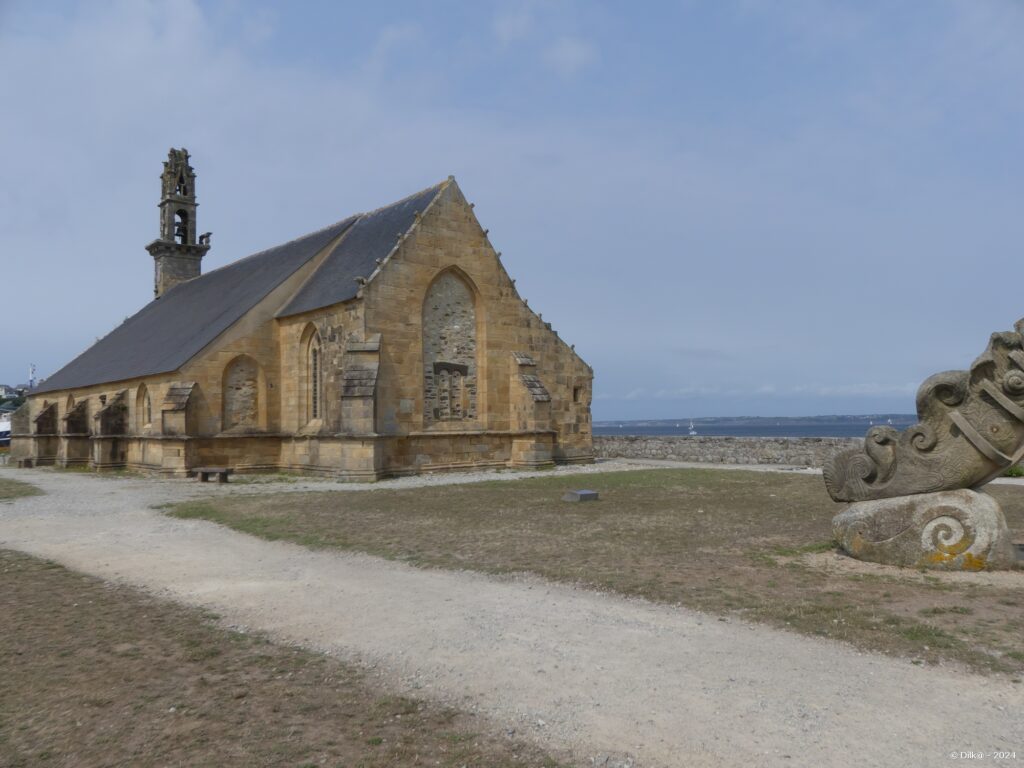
[593,414,917,439]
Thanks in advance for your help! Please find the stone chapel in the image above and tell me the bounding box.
[11,149,593,478]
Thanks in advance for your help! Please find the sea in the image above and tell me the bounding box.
[593,415,918,439]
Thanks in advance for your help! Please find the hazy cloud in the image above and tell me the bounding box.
[671,347,733,362]
[493,7,533,45]
[542,36,596,78]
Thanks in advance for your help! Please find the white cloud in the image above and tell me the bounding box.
[800,383,919,398]
[542,36,596,79]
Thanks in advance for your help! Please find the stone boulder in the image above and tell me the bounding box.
[832,489,1018,571]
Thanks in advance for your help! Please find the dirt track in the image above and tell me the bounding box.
[1,467,1021,767]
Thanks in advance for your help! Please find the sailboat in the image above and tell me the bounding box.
[688,420,698,436]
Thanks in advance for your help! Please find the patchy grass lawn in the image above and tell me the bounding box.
[0,549,565,768]
[169,468,1024,677]
[0,477,40,501]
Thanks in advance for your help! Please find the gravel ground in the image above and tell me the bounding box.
[1,465,1021,768]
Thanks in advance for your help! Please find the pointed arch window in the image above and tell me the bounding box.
[423,270,478,424]
[308,333,323,421]
[136,384,153,431]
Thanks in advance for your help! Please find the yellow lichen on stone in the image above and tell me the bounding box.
[961,552,987,571]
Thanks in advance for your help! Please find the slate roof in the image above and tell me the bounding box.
[35,181,447,395]
[33,219,355,394]
[278,182,444,317]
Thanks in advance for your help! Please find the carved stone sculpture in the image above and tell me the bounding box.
[825,319,1024,502]
[825,320,1022,571]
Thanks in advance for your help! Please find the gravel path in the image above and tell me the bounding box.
[1,466,1021,767]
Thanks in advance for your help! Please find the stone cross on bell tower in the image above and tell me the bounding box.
[145,148,211,298]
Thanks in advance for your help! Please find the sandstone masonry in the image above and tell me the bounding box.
[14,154,593,479]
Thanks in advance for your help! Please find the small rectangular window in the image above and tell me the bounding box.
[573,386,582,403]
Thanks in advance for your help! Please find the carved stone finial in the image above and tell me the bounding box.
[825,319,1024,503]
[824,319,1024,571]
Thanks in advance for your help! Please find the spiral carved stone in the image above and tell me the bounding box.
[831,489,1017,571]
[824,319,1024,502]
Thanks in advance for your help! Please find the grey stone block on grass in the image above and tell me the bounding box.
[562,490,599,502]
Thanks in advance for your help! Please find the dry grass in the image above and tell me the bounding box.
[0,549,566,768]
[169,468,1024,677]
[0,477,40,501]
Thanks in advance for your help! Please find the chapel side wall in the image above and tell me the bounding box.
[21,374,188,471]
[8,404,32,462]
[276,302,381,478]
[362,180,593,462]
[177,237,339,437]
[276,302,363,434]
[500,290,593,461]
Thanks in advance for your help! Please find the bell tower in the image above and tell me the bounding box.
[145,148,211,298]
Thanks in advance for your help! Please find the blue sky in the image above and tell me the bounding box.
[2,0,1022,419]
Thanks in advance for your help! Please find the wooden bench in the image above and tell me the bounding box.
[194,466,233,483]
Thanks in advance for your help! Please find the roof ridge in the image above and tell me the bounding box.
[275,181,451,318]
[168,182,448,294]
[358,179,451,294]
[351,179,448,221]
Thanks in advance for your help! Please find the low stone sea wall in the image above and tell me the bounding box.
[594,435,863,468]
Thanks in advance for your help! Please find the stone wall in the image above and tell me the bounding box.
[14,179,594,478]
[363,180,594,462]
[222,355,260,431]
[422,270,477,423]
[595,435,862,467]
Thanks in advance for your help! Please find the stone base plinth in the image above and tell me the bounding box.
[832,489,1019,571]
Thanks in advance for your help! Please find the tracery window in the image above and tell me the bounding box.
[136,384,153,431]
[309,336,322,420]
